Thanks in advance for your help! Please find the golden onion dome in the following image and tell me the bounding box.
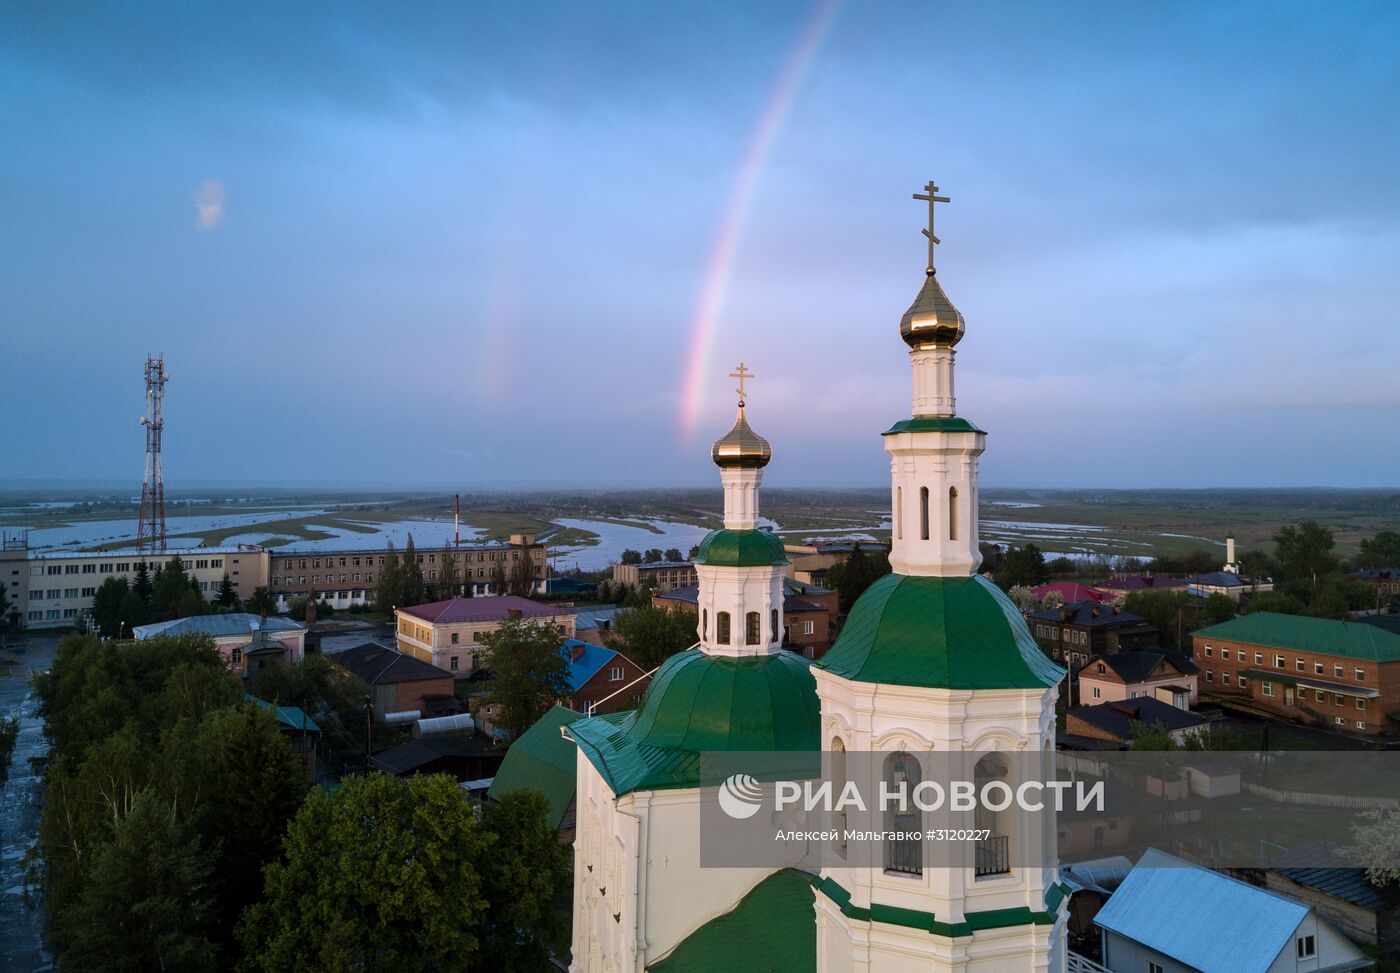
[899,268,965,348]
[711,404,772,469]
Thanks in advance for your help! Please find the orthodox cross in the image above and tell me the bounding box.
[729,362,754,406]
[912,180,950,272]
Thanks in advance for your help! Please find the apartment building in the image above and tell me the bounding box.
[1193,611,1400,736]
[268,533,548,609]
[394,595,576,675]
[14,545,268,630]
[610,560,697,593]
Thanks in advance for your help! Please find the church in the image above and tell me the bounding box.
[566,184,1069,972]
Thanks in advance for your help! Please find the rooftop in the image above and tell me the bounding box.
[1094,848,1317,973]
[397,594,574,625]
[369,736,498,777]
[486,704,580,829]
[1031,581,1112,604]
[1094,575,1186,592]
[1195,611,1400,663]
[133,612,304,640]
[329,642,452,686]
[1028,600,1156,630]
[561,640,623,693]
[649,869,816,973]
[1069,697,1204,739]
[30,545,257,560]
[246,694,320,733]
[1082,650,1197,684]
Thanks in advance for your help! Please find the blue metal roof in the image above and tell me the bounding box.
[573,605,631,632]
[561,639,619,693]
[134,612,304,640]
[246,694,320,733]
[1094,849,1307,973]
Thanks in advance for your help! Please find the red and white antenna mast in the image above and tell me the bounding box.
[136,354,169,555]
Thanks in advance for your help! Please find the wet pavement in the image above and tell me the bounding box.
[0,633,58,973]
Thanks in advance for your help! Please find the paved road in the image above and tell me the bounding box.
[0,634,58,973]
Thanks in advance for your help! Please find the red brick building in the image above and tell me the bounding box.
[1193,612,1400,737]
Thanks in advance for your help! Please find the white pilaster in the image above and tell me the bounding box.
[911,346,956,417]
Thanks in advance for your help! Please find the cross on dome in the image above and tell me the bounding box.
[912,179,950,274]
[729,362,754,407]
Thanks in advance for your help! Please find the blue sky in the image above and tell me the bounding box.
[3,1,1399,489]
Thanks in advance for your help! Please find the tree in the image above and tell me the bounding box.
[481,617,571,741]
[91,577,141,637]
[133,561,153,605]
[375,541,402,611]
[399,535,426,606]
[151,556,209,621]
[438,546,461,598]
[1198,593,1236,627]
[508,553,535,596]
[1243,591,1307,616]
[214,573,239,610]
[608,603,697,669]
[1358,530,1400,570]
[1351,809,1400,888]
[620,549,642,565]
[825,546,892,615]
[57,789,217,973]
[993,544,1048,592]
[245,586,277,617]
[1274,522,1338,587]
[664,548,683,563]
[238,774,491,972]
[0,715,17,789]
[490,558,508,596]
[476,790,572,970]
[1123,589,1195,651]
[196,704,309,939]
[643,548,663,564]
[1045,556,1076,576]
[687,545,700,560]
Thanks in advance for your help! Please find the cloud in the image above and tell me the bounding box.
[194,179,225,229]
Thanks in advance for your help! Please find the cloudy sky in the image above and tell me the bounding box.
[3,1,1399,489]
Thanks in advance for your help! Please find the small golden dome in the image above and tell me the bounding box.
[711,405,772,469]
[899,269,965,348]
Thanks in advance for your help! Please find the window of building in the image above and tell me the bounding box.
[1335,665,1344,678]
[1357,698,1366,710]
[1149,963,1165,973]
[948,487,959,541]
[62,609,77,619]
[1221,648,1230,660]
[1222,672,1232,686]
[896,486,903,540]
[919,487,929,541]
[802,620,815,635]
[771,608,780,643]
[450,633,459,645]
[1296,659,1305,671]
[28,611,40,622]
[1204,646,1213,657]
[210,559,222,568]
[1092,687,1101,699]
[716,612,731,644]
[1239,675,1248,689]
[63,588,78,598]
[1296,935,1315,959]
[1358,721,1367,730]
[609,666,624,681]
[1262,682,1275,698]
[82,563,95,574]
[745,611,760,645]
[1255,652,1263,664]
[1315,689,1325,702]
[47,566,60,575]
[449,656,459,670]
[46,610,60,620]
[65,565,78,575]
[81,587,95,597]
[1274,654,1285,668]
[1335,716,1346,726]
[1205,670,1213,683]
[473,631,484,642]
[47,589,60,598]
[231,648,243,664]
[1315,662,1324,674]
[1335,693,1345,705]
[1356,668,1365,681]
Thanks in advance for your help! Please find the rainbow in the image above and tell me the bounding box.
[677,0,843,439]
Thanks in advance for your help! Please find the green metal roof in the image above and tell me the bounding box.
[648,869,817,973]
[568,649,821,796]
[694,529,788,568]
[883,416,983,436]
[487,704,580,829]
[1195,611,1400,663]
[815,574,1065,690]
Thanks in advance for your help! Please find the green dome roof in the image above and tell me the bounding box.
[815,574,1064,690]
[569,649,820,795]
[694,528,788,567]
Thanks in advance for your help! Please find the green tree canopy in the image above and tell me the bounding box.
[825,546,892,615]
[57,789,217,973]
[992,544,1048,592]
[664,548,683,562]
[1358,530,1400,570]
[1273,521,1338,585]
[608,603,697,669]
[620,549,642,565]
[245,586,277,617]
[480,617,571,741]
[215,573,239,610]
[643,548,663,563]
[238,774,490,972]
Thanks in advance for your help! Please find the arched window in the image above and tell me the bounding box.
[716,611,731,645]
[948,486,959,541]
[919,487,930,540]
[884,752,922,875]
[896,486,903,540]
[231,647,243,665]
[745,611,761,645]
[974,754,1012,878]
[770,608,779,643]
[702,608,708,641]
[831,738,848,858]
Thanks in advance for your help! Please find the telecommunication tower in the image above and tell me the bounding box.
[136,355,169,554]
